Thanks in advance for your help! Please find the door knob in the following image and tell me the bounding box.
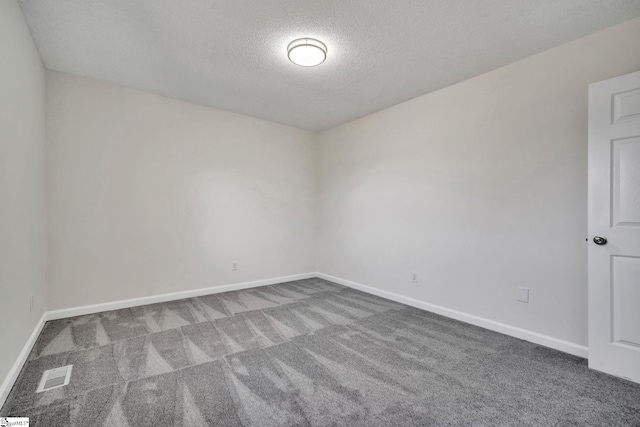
[593,236,607,245]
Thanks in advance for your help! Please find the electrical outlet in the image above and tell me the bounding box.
[30,295,34,312]
[232,262,238,271]
[517,287,529,303]
[411,272,418,284]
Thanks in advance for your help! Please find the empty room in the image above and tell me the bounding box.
[2,0,640,425]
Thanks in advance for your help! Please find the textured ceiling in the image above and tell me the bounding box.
[18,0,640,132]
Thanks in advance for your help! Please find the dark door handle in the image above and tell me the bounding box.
[593,236,607,245]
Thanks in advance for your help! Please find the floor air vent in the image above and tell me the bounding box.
[37,365,73,393]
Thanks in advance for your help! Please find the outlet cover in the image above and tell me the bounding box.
[517,287,530,303]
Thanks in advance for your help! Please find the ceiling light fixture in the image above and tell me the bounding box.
[287,38,327,67]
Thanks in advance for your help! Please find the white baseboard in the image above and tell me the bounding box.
[0,312,47,409]
[317,272,589,358]
[2,270,588,410]
[45,272,316,321]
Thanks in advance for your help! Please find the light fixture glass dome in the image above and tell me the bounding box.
[287,38,327,67]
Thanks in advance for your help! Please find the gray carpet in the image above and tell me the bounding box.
[2,278,639,426]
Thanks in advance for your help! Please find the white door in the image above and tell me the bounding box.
[588,70,640,383]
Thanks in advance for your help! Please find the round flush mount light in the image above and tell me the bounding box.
[287,38,327,67]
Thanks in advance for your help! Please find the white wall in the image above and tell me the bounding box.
[0,0,46,388]
[317,17,640,347]
[46,71,317,310]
